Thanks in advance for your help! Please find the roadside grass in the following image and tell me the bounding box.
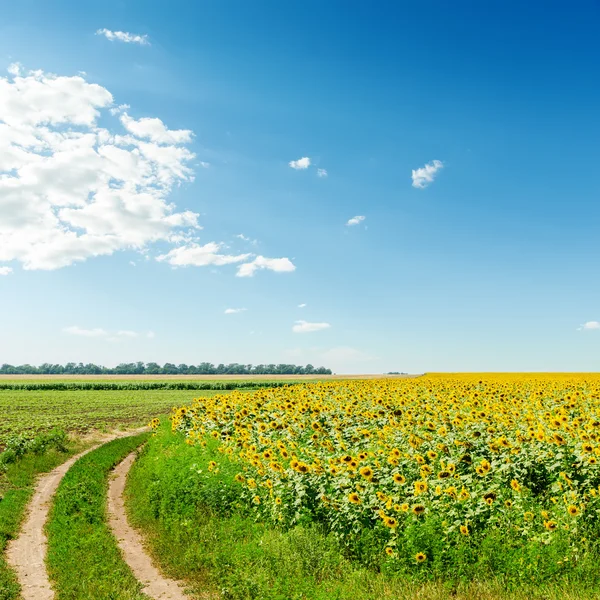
[125,423,600,600]
[46,433,150,600]
[0,438,86,600]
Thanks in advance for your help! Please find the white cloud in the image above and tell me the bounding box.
[120,112,193,144]
[224,307,247,314]
[0,266,12,275]
[116,330,138,338]
[146,330,155,339]
[580,321,600,330]
[317,168,328,178]
[64,326,108,337]
[199,161,210,168]
[156,242,251,267]
[346,215,366,226]
[96,29,150,45]
[63,325,149,339]
[0,64,295,278]
[109,103,130,116]
[292,320,331,333]
[0,64,204,271]
[236,255,296,277]
[236,233,258,245]
[411,159,444,189]
[298,303,307,308]
[289,156,311,170]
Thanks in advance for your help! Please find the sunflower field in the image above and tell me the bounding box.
[168,374,600,582]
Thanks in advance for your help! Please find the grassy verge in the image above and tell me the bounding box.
[125,424,600,600]
[46,433,150,600]
[0,437,86,600]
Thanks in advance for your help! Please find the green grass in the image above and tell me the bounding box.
[0,440,86,600]
[0,389,232,443]
[125,424,600,600]
[46,433,150,600]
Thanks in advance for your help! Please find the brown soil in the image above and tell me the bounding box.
[107,452,189,599]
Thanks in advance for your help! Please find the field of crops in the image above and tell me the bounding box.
[0,388,229,443]
[167,374,600,587]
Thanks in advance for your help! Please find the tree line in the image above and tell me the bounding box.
[0,362,333,375]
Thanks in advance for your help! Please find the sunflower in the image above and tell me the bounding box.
[348,492,361,504]
[567,504,580,516]
[459,524,469,536]
[393,473,406,484]
[384,516,397,529]
[544,520,558,531]
[510,479,521,492]
[359,466,374,480]
[385,546,395,557]
[415,552,427,563]
[412,504,426,515]
[523,511,534,522]
[414,480,428,495]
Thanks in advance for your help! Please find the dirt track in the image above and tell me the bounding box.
[107,452,189,599]
[6,429,146,600]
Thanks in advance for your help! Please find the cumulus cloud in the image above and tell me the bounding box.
[63,326,109,338]
[116,330,138,337]
[289,156,311,170]
[317,168,328,178]
[0,64,296,278]
[236,233,258,245]
[156,242,251,267]
[298,303,307,308]
[0,64,204,271]
[96,29,150,45]
[292,320,331,333]
[236,256,296,277]
[120,112,193,144]
[411,159,444,188]
[346,215,366,226]
[579,321,600,331]
[0,267,12,275]
[224,307,247,314]
[64,325,149,339]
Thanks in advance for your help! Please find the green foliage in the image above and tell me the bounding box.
[0,381,296,391]
[0,361,332,376]
[0,388,234,444]
[125,424,600,600]
[0,429,68,469]
[46,433,150,600]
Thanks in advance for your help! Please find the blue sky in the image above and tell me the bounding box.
[1,1,599,373]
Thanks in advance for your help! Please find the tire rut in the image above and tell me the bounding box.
[6,429,147,600]
[107,451,189,600]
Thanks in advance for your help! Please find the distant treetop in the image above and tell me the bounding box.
[0,362,333,376]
